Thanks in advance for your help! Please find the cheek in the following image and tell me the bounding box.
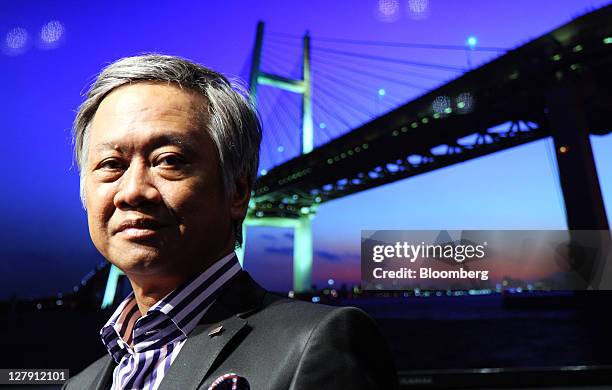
[86,206,110,256]
[86,205,110,246]
[84,182,115,229]
[162,180,229,223]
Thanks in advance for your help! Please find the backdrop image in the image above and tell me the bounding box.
[1,1,612,388]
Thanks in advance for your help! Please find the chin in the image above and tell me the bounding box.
[108,246,169,275]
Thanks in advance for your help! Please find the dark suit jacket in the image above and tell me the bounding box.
[63,271,398,389]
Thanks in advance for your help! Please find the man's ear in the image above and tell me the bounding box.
[229,174,252,221]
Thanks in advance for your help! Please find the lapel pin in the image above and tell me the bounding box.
[208,325,224,337]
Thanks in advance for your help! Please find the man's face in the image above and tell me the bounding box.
[84,82,240,278]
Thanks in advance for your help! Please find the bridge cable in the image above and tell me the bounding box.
[312,69,404,108]
[269,36,454,84]
[313,76,380,119]
[261,48,302,79]
[311,46,465,72]
[267,31,508,53]
[257,71,303,155]
[310,50,448,82]
[266,36,466,72]
[260,86,301,166]
[261,47,318,155]
[273,87,337,143]
[312,56,430,92]
[312,96,353,142]
[258,91,285,168]
[314,85,369,124]
[264,42,396,143]
[312,80,375,124]
[312,89,355,130]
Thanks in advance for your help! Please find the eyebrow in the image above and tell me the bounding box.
[94,134,200,156]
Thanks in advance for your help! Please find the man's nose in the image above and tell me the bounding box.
[113,162,161,209]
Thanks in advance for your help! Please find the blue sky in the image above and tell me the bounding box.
[1,0,610,297]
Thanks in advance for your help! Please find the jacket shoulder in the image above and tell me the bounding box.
[286,303,399,389]
[259,292,347,325]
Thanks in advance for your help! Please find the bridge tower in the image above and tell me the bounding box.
[237,21,315,293]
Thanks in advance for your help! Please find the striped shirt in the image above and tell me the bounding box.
[100,253,241,390]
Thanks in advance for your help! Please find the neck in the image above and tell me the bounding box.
[125,248,236,315]
[128,273,187,315]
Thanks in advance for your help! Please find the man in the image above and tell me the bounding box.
[64,54,397,390]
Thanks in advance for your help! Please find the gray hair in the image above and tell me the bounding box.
[73,54,262,246]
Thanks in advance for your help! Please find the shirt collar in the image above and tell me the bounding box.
[100,252,241,361]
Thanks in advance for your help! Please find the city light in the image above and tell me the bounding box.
[4,27,28,55]
[465,35,478,49]
[432,95,451,115]
[407,0,430,20]
[466,35,478,49]
[456,92,475,114]
[376,0,400,22]
[40,20,64,48]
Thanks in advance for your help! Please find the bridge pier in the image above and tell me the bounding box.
[546,80,610,289]
[242,215,314,293]
[293,215,314,292]
[101,264,123,309]
[546,81,609,230]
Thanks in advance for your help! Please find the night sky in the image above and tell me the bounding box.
[1,0,611,298]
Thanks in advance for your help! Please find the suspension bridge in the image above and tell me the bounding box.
[103,4,612,307]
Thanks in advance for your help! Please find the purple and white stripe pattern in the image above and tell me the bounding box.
[100,253,241,390]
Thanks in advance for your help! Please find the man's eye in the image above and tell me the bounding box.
[156,154,186,168]
[98,159,124,170]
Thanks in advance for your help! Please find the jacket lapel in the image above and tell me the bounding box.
[93,356,115,390]
[157,271,266,390]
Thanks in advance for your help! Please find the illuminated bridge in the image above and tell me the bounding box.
[104,5,612,305]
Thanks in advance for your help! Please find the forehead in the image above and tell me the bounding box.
[88,82,208,151]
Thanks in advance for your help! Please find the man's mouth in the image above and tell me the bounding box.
[116,219,167,240]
